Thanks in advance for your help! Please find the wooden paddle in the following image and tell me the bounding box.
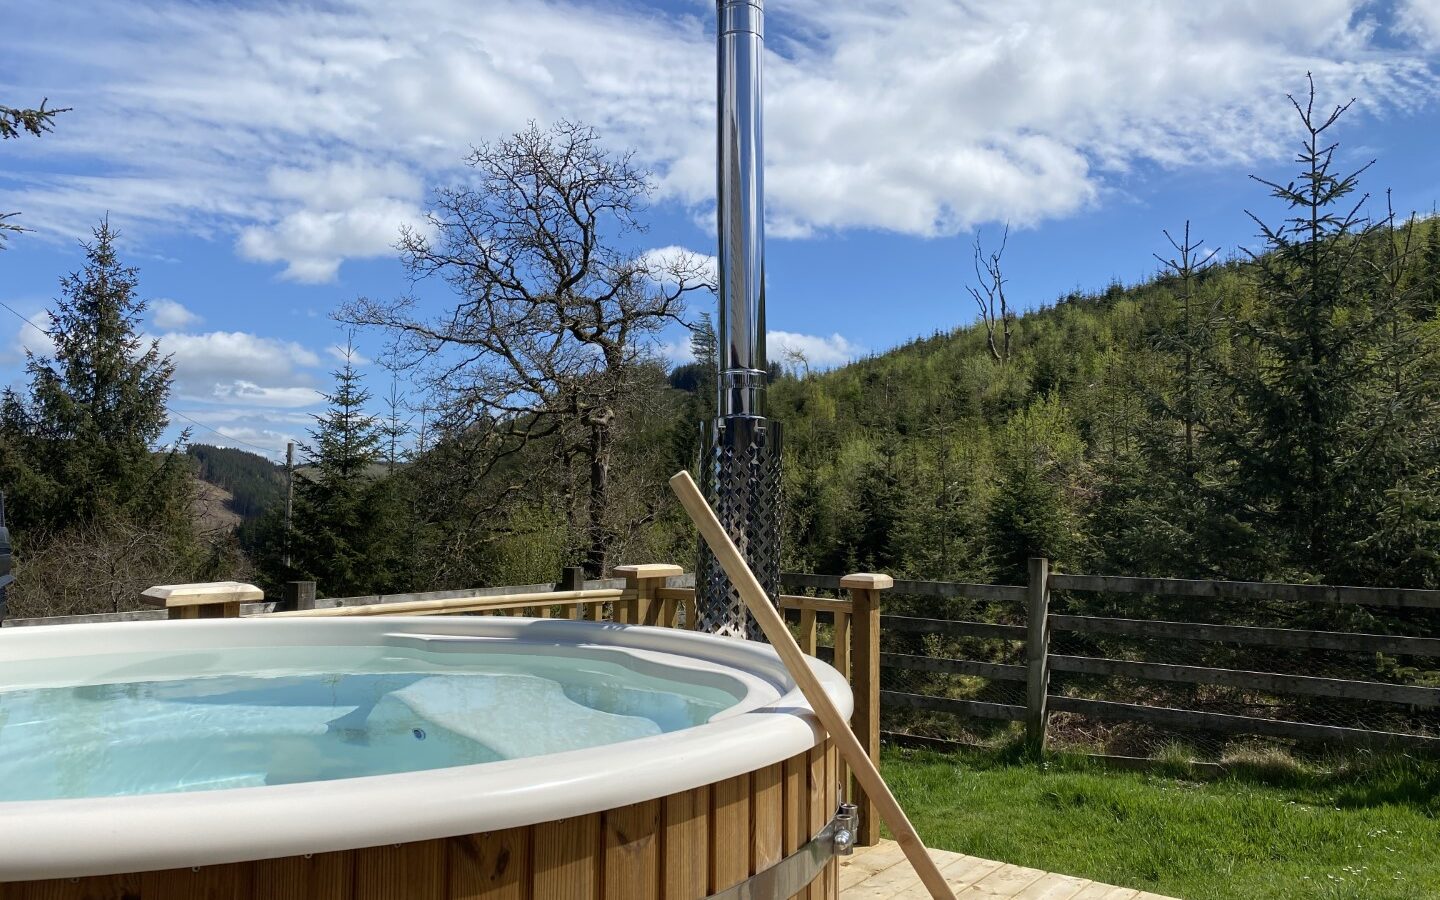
[669,470,956,900]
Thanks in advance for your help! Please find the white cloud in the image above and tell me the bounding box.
[236,161,429,282]
[2,0,1436,272]
[178,406,316,428]
[158,330,323,407]
[9,310,55,361]
[755,0,1436,237]
[204,427,294,456]
[659,337,695,366]
[172,413,303,458]
[207,381,325,408]
[150,298,201,330]
[660,328,860,372]
[768,331,864,371]
[1399,0,1440,49]
[640,245,718,290]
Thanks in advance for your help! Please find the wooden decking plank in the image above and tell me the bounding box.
[938,855,1007,891]
[841,845,955,899]
[850,849,982,899]
[843,865,923,900]
[838,841,909,887]
[1012,872,1094,900]
[840,842,1175,900]
[952,862,1048,898]
[1069,887,1139,900]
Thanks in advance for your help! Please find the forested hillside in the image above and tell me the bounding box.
[770,214,1440,588]
[187,444,285,521]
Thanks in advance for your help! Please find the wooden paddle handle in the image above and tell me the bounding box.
[669,471,956,900]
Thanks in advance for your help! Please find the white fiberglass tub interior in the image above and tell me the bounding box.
[0,616,851,880]
[0,629,764,801]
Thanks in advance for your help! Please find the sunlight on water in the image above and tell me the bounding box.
[0,646,739,801]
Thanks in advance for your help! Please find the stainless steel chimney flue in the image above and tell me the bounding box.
[697,0,782,639]
[716,0,767,420]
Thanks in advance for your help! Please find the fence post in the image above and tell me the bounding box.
[559,565,585,619]
[140,581,263,619]
[841,572,892,847]
[1026,557,1052,754]
[282,581,316,613]
[613,564,682,626]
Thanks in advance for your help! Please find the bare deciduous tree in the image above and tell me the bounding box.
[781,344,810,378]
[967,225,1014,363]
[343,121,710,577]
[7,520,243,619]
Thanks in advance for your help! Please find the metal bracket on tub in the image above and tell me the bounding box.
[703,802,860,900]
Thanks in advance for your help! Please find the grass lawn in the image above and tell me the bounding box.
[882,745,1440,900]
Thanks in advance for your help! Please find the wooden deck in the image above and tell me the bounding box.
[839,840,1179,900]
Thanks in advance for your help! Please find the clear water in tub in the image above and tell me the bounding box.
[0,642,743,801]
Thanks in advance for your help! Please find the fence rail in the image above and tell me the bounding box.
[1048,572,1440,609]
[1047,696,1440,750]
[875,559,1440,758]
[1049,614,1440,656]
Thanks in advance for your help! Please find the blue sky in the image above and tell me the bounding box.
[2,0,1439,460]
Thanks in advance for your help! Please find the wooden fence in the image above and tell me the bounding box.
[877,558,1440,756]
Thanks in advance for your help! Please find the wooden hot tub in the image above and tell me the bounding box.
[0,617,852,900]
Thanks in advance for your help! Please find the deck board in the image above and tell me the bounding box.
[840,842,1177,900]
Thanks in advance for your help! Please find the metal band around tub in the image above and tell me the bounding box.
[703,803,858,900]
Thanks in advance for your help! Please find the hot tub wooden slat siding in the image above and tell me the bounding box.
[711,772,751,890]
[603,800,660,900]
[0,741,839,900]
[533,814,601,899]
[450,827,528,898]
[806,742,830,900]
[663,787,709,899]
[256,849,355,899]
[752,763,783,874]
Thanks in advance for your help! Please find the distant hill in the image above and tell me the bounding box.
[187,444,285,522]
[191,476,244,534]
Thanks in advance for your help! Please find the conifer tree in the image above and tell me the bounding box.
[1423,212,1440,318]
[1151,222,1220,480]
[1223,78,1401,580]
[0,219,190,532]
[287,341,394,595]
[690,312,719,423]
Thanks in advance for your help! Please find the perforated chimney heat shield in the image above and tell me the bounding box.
[697,0,781,640]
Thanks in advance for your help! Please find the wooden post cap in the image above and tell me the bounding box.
[611,564,684,580]
[840,573,894,590]
[140,581,264,608]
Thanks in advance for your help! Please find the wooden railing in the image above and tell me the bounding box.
[262,588,626,619]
